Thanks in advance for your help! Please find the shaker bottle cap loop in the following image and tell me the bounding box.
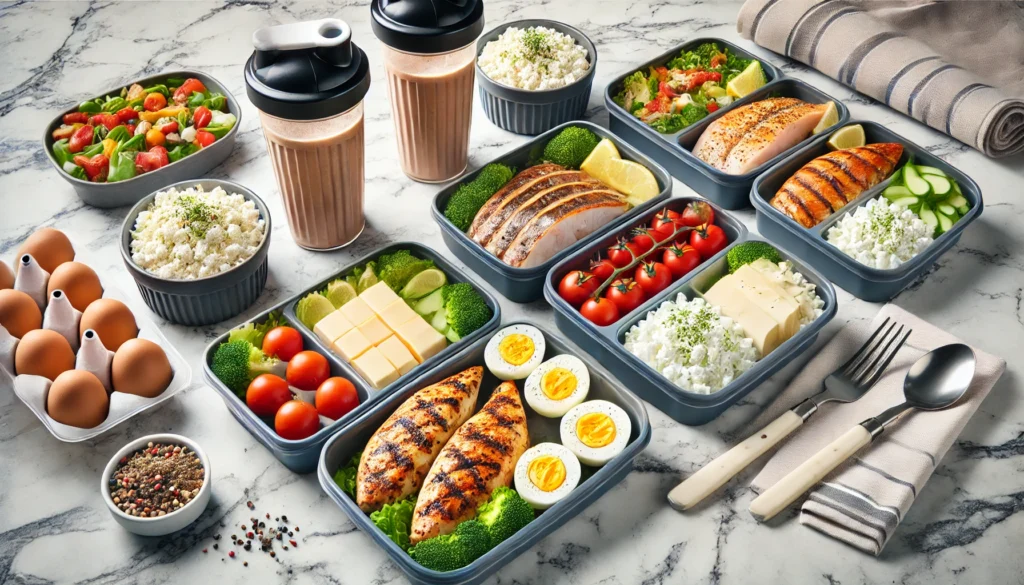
[245,18,371,121]
[370,0,484,54]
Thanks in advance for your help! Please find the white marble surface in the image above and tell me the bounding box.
[2,1,1023,584]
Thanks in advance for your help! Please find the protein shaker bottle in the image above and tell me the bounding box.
[245,19,371,250]
[371,0,484,183]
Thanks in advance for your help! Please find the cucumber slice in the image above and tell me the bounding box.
[883,185,913,199]
[957,204,970,215]
[937,212,953,234]
[924,174,952,197]
[903,165,932,197]
[952,179,963,196]
[919,204,939,234]
[891,196,920,208]
[937,203,956,216]
[916,165,946,176]
[944,193,968,209]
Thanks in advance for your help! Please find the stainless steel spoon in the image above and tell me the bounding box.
[749,343,976,522]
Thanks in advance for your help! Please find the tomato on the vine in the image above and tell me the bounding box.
[663,243,702,278]
[559,270,599,307]
[635,261,673,296]
[589,257,616,281]
[680,201,716,228]
[580,297,620,326]
[690,224,728,259]
[650,208,680,242]
[631,229,657,254]
[607,239,640,268]
[605,278,645,314]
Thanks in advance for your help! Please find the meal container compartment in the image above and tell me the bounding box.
[317,322,651,585]
[432,120,672,303]
[42,70,241,208]
[545,215,837,425]
[120,179,270,326]
[750,120,983,302]
[476,20,598,135]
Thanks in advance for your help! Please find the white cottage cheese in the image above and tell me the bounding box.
[624,295,757,394]
[478,26,590,90]
[130,185,265,280]
[826,199,933,270]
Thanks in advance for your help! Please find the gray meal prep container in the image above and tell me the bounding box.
[120,179,271,326]
[476,19,597,135]
[43,70,241,208]
[544,198,838,425]
[202,242,500,473]
[750,120,983,302]
[432,120,672,303]
[317,322,651,585]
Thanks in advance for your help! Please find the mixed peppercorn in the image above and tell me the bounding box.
[108,441,204,518]
[202,501,304,566]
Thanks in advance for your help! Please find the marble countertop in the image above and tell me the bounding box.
[2,1,1022,584]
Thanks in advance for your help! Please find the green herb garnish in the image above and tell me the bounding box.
[176,194,216,239]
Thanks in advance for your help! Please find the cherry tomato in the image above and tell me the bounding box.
[63,112,89,125]
[631,229,657,254]
[680,201,716,228]
[173,78,208,104]
[558,271,599,307]
[116,107,138,123]
[156,121,179,135]
[263,326,304,361]
[580,297,620,326]
[690,224,729,259]
[274,400,320,440]
[195,130,216,148]
[658,80,678,98]
[607,240,640,268]
[193,106,212,129]
[145,128,165,148]
[134,146,169,174]
[125,123,136,136]
[143,92,167,112]
[90,113,120,131]
[315,377,360,420]
[706,102,719,114]
[69,124,94,153]
[287,351,331,391]
[605,278,645,314]
[635,261,673,296]
[663,243,702,278]
[246,374,292,418]
[650,208,680,242]
[72,154,109,182]
[589,257,616,281]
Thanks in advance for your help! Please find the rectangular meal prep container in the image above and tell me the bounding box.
[750,120,983,302]
[317,322,651,585]
[544,200,838,425]
[43,69,241,208]
[203,242,500,473]
[431,120,672,303]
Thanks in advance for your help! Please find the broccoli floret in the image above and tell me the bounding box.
[409,520,491,571]
[227,311,283,347]
[726,241,782,273]
[614,71,652,112]
[679,103,709,126]
[474,163,515,194]
[376,250,434,291]
[650,114,686,134]
[441,283,492,341]
[210,340,287,396]
[542,126,600,169]
[476,487,535,547]
[371,496,415,550]
[443,163,515,231]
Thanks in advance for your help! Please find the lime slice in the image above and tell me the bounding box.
[726,61,766,98]
[356,265,379,293]
[295,293,335,329]
[401,268,447,300]
[324,280,357,308]
[580,138,660,205]
[827,124,866,150]
[814,102,841,135]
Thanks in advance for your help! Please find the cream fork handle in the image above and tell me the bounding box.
[668,410,804,511]
[748,425,872,522]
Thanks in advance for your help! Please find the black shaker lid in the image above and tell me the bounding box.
[370,0,484,54]
[245,19,371,121]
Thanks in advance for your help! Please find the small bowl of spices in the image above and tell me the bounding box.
[101,434,211,536]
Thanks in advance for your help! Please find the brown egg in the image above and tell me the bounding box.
[0,260,13,290]
[0,289,42,338]
[14,329,75,380]
[47,261,103,312]
[16,227,75,275]
[47,370,109,428]
[80,298,138,352]
[112,338,173,398]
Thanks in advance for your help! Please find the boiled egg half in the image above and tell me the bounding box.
[560,401,630,467]
[514,442,581,510]
[524,354,589,418]
[484,325,545,380]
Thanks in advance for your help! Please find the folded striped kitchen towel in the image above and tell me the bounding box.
[737,0,1024,158]
[747,304,1005,555]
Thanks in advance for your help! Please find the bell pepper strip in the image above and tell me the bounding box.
[92,124,108,141]
[192,106,212,129]
[135,145,169,174]
[101,97,127,113]
[63,112,89,125]
[167,143,199,162]
[52,139,73,167]
[127,83,146,101]
[706,101,719,113]
[101,138,118,158]
[106,125,130,143]
[52,123,82,141]
[116,107,138,123]
[139,106,187,124]
[172,78,207,104]
[62,161,87,181]
[77,100,101,114]
[165,77,186,88]
[187,92,206,108]
[106,140,137,183]
[69,124,94,153]
[81,142,106,157]
[142,84,169,97]
[195,130,216,148]
[73,154,110,182]
[143,92,167,112]
[120,133,147,153]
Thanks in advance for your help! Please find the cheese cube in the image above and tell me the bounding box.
[378,334,419,375]
[704,274,781,356]
[340,296,375,326]
[357,315,393,346]
[332,328,373,362]
[394,316,447,363]
[733,265,802,339]
[313,309,355,345]
[352,346,399,389]
[360,281,401,314]
[378,299,419,330]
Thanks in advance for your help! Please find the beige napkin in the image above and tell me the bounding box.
[737,0,1024,158]
[748,304,1005,555]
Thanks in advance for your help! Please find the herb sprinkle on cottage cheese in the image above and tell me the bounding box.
[478,26,590,91]
[826,198,933,270]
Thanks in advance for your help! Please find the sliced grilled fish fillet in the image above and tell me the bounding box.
[356,367,482,513]
[485,180,608,258]
[468,163,565,243]
[410,381,529,544]
[770,143,904,227]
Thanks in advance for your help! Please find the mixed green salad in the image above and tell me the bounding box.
[50,77,236,182]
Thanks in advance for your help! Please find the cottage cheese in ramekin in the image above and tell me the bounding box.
[478,26,590,90]
[826,199,933,270]
[131,185,265,280]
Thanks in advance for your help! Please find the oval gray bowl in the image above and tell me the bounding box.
[120,179,271,326]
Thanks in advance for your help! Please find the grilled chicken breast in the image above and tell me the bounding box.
[693,97,828,175]
[356,367,482,513]
[770,143,903,227]
[469,164,565,242]
[410,381,529,544]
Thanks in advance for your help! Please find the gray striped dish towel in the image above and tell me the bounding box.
[737,0,1024,158]
[748,304,1005,555]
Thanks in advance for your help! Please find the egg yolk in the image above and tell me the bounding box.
[541,367,577,400]
[576,412,616,448]
[499,334,535,366]
[528,455,566,492]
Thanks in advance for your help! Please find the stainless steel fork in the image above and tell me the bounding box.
[668,317,911,511]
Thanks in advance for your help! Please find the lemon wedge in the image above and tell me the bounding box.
[581,139,659,204]
[813,101,840,135]
[827,124,866,150]
[726,61,766,98]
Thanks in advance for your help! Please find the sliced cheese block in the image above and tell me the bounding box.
[360,281,401,314]
[377,299,419,330]
[358,315,393,346]
[378,334,419,375]
[352,346,399,389]
[313,309,355,345]
[394,316,447,363]
[732,265,802,339]
[333,327,373,362]
[340,296,375,327]
[704,274,781,356]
